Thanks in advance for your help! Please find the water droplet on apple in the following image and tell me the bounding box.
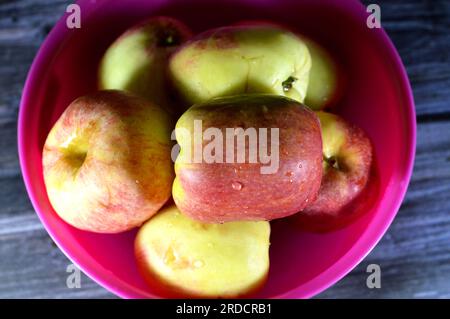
[298,163,303,169]
[262,105,268,113]
[193,260,204,268]
[285,171,293,177]
[289,179,293,183]
[231,181,243,190]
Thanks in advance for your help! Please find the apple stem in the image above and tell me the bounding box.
[282,76,297,92]
[324,155,340,170]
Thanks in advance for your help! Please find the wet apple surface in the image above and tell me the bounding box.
[173,94,323,223]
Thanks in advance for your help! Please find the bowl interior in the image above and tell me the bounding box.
[19,0,415,298]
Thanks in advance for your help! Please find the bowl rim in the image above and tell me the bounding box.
[17,0,416,299]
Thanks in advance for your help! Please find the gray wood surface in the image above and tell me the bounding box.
[0,0,449,299]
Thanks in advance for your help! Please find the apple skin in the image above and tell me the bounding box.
[173,94,322,223]
[234,20,344,110]
[42,90,174,233]
[295,111,373,232]
[169,25,311,107]
[98,17,192,113]
[303,38,343,110]
[135,205,270,298]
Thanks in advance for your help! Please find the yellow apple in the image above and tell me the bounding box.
[99,17,192,113]
[135,205,270,298]
[169,25,311,107]
[42,90,174,233]
[303,38,342,110]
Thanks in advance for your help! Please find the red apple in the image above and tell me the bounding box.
[173,94,322,223]
[295,111,373,232]
[42,90,174,233]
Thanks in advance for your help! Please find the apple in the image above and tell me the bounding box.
[302,38,343,110]
[295,111,373,231]
[98,17,192,113]
[233,20,343,110]
[135,205,270,298]
[173,94,322,223]
[42,90,174,233]
[169,25,311,107]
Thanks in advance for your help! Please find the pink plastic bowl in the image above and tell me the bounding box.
[18,0,415,298]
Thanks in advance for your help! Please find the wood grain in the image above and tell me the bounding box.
[0,0,449,298]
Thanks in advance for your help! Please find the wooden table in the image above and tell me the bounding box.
[0,0,449,298]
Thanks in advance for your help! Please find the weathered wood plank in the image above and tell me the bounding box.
[360,0,450,117]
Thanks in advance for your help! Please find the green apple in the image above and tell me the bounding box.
[173,94,322,223]
[99,17,192,112]
[42,90,174,233]
[135,205,270,298]
[233,20,343,110]
[169,25,311,107]
[303,38,342,110]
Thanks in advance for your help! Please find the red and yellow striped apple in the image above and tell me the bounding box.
[296,111,373,231]
[135,205,270,298]
[172,94,322,223]
[42,90,174,233]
